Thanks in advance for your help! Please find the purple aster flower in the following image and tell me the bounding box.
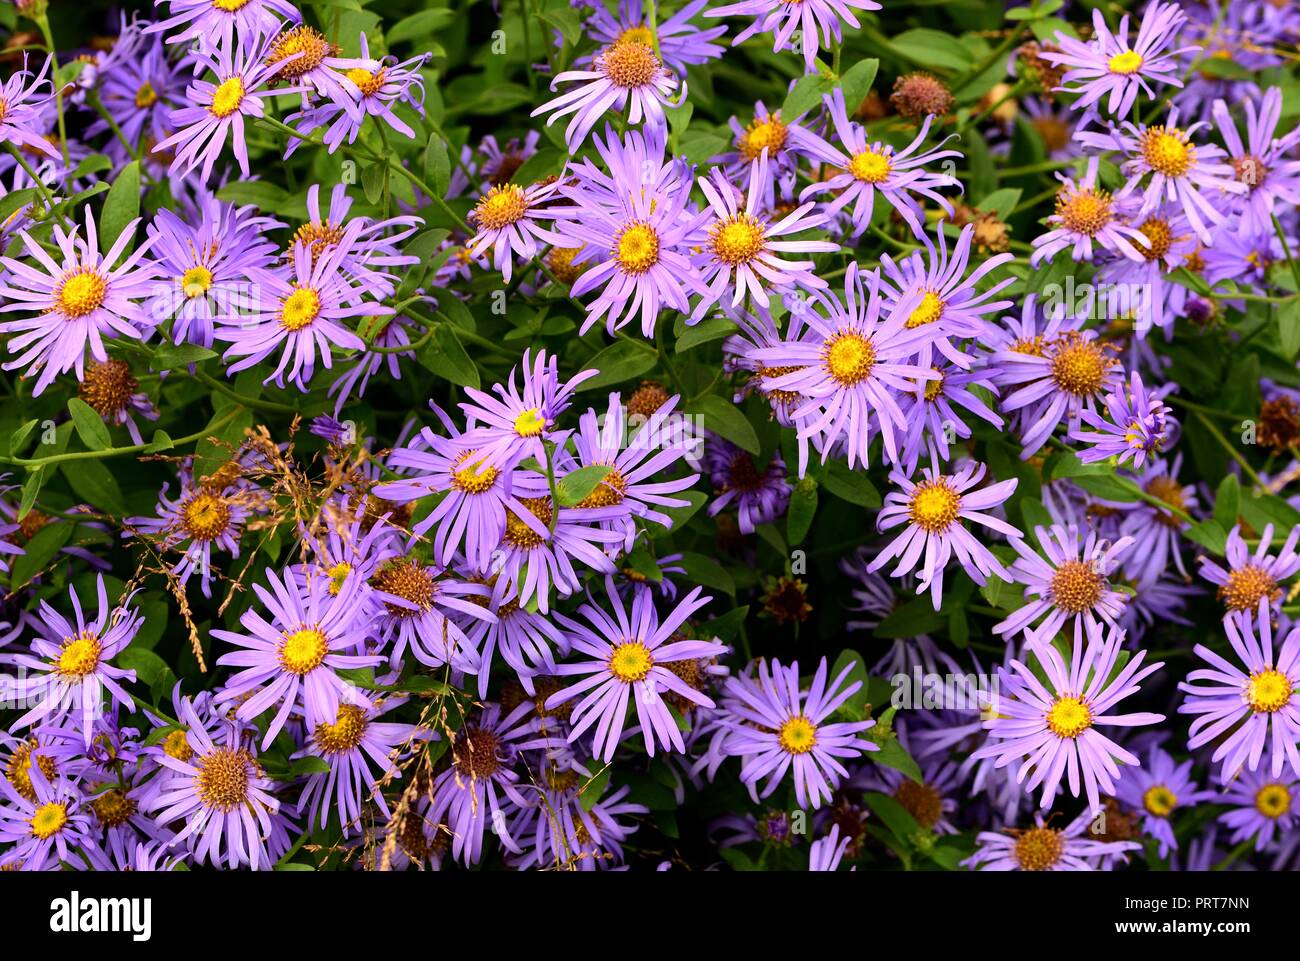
[461,589,567,699]
[90,31,188,153]
[1023,96,1083,161]
[703,438,790,534]
[994,523,1135,647]
[124,458,268,599]
[897,361,1003,475]
[142,697,290,870]
[718,100,808,187]
[217,221,380,390]
[262,24,367,114]
[1077,105,1247,244]
[0,205,160,396]
[145,195,280,349]
[7,576,141,747]
[455,349,597,470]
[211,568,382,750]
[974,622,1165,811]
[554,127,707,337]
[1211,87,1300,238]
[285,33,429,153]
[1119,454,1198,584]
[368,558,492,672]
[531,38,682,153]
[147,0,298,53]
[466,176,568,283]
[752,262,937,474]
[789,88,961,239]
[507,752,649,870]
[0,760,94,871]
[428,701,553,866]
[0,55,61,161]
[1218,762,1299,852]
[994,325,1123,459]
[1030,156,1151,266]
[373,411,546,576]
[704,0,882,73]
[1198,523,1300,618]
[1071,370,1174,467]
[545,580,724,761]
[154,38,303,183]
[690,149,837,319]
[582,0,727,75]
[1040,1,1196,117]
[566,390,700,549]
[877,223,1015,370]
[869,461,1021,610]
[1113,743,1215,857]
[294,697,424,837]
[964,808,1140,871]
[1093,204,1198,338]
[1180,599,1300,781]
[808,822,852,871]
[721,656,877,810]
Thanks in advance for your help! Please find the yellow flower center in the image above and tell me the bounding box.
[196,747,253,812]
[923,369,945,402]
[741,116,788,161]
[280,286,322,331]
[209,76,245,118]
[709,215,766,266]
[1247,668,1292,714]
[1046,695,1093,738]
[266,26,331,80]
[598,39,660,88]
[906,290,945,328]
[618,25,656,47]
[1108,50,1144,75]
[451,451,499,494]
[1056,187,1112,236]
[1136,217,1174,261]
[279,627,329,675]
[848,147,892,183]
[345,66,386,98]
[55,270,107,319]
[1014,827,1064,870]
[181,265,213,299]
[134,81,158,109]
[30,801,68,840]
[162,728,193,763]
[514,407,546,437]
[326,562,352,596]
[1256,783,1291,819]
[314,704,368,753]
[504,497,553,549]
[908,479,961,533]
[1219,564,1280,613]
[1143,785,1178,817]
[212,0,251,10]
[823,332,877,386]
[1050,334,1111,396]
[6,742,56,802]
[473,184,529,232]
[1049,560,1105,614]
[609,641,653,682]
[57,633,101,678]
[576,467,627,509]
[614,221,660,274]
[181,491,230,541]
[778,715,817,754]
[1141,127,1194,177]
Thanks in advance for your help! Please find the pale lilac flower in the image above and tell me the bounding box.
[705,0,882,73]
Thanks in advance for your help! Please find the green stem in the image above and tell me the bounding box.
[35,15,69,168]
[191,369,300,415]
[2,141,58,215]
[5,406,242,468]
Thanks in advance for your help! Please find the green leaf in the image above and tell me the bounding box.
[1279,298,1300,361]
[978,187,1022,220]
[10,519,72,587]
[873,735,924,784]
[416,324,480,388]
[555,465,613,506]
[116,648,175,690]
[61,459,126,514]
[577,340,658,391]
[0,188,37,226]
[875,594,946,638]
[387,8,455,45]
[687,395,759,455]
[1214,474,1241,531]
[782,73,833,119]
[676,316,734,353]
[152,343,217,370]
[829,649,872,717]
[8,420,38,457]
[17,467,43,521]
[838,58,879,110]
[67,398,112,451]
[890,29,973,72]
[423,135,451,199]
[289,756,332,776]
[817,459,881,507]
[677,552,735,596]
[786,476,817,545]
[699,605,748,642]
[99,160,141,256]
[864,791,923,847]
